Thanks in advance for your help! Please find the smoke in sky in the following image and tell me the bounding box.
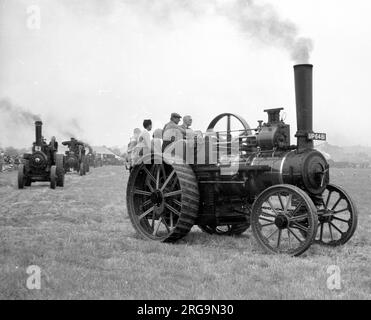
[0,99,85,148]
[0,98,41,123]
[58,118,84,141]
[218,0,313,63]
[58,0,313,63]
[121,0,313,63]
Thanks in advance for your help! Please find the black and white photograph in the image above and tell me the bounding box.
[0,0,370,303]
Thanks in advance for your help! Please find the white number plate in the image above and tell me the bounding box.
[308,132,327,141]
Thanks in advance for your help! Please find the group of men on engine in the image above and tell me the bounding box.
[162,113,194,150]
[126,113,197,168]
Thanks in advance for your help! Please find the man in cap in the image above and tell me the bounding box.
[49,136,58,152]
[180,115,195,140]
[62,138,77,153]
[162,113,185,151]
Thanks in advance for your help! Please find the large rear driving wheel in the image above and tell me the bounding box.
[127,160,199,242]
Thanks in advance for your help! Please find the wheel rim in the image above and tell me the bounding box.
[128,162,188,241]
[18,164,25,188]
[314,184,358,246]
[207,113,251,136]
[50,166,56,189]
[57,173,64,187]
[206,113,251,159]
[251,185,317,256]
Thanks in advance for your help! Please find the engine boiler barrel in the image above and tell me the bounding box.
[245,149,328,196]
[294,64,313,151]
[35,121,43,147]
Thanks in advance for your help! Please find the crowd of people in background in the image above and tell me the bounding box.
[0,150,21,172]
[125,113,199,169]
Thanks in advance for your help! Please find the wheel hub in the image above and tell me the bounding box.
[151,189,164,206]
[318,212,333,223]
[275,215,289,229]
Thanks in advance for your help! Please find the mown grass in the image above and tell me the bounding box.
[0,166,370,300]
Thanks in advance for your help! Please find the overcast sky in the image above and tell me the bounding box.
[1,0,370,148]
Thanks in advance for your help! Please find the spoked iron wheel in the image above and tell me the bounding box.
[50,165,57,189]
[79,162,85,176]
[56,154,65,187]
[313,184,358,246]
[251,185,318,256]
[18,164,25,189]
[25,178,32,186]
[207,113,251,158]
[207,113,251,136]
[199,222,250,236]
[127,159,199,242]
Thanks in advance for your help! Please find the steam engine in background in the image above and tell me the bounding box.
[86,145,97,168]
[62,138,89,175]
[126,64,358,256]
[18,121,65,189]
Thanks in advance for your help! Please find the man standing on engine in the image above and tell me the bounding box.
[162,113,185,152]
[137,119,152,160]
[180,115,195,140]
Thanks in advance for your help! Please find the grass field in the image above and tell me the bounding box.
[0,166,370,300]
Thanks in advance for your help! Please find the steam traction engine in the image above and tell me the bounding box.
[126,65,358,256]
[62,138,88,175]
[18,121,65,189]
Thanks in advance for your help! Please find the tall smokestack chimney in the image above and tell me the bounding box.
[35,121,43,146]
[294,64,313,152]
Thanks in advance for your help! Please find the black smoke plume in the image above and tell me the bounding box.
[125,0,313,63]
[0,99,86,147]
[0,99,41,123]
[220,0,313,63]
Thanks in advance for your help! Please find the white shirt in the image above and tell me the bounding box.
[137,129,151,157]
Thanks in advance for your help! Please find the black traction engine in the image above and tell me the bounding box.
[126,65,358,256]
[18,121,65,189]
[62,138,89,175]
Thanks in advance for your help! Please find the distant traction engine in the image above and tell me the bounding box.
[18,121,65,189]
[62,138,89,175]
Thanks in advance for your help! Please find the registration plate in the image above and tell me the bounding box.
[308,132,327,141]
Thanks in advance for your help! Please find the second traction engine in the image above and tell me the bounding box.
[18,121,65,189]
[126,64,357,256]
